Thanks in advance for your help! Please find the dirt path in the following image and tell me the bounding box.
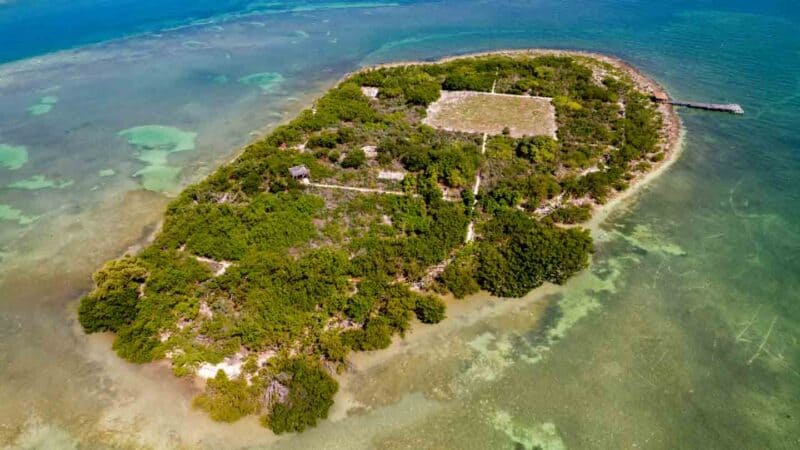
[464,73,497,244]
[466,131,489,243]
[307,182,409,196]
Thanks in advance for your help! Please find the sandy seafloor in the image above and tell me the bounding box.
[0,1,799,448]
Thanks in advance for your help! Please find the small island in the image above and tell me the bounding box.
[78,50,679,433]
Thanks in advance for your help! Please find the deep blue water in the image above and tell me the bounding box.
[0,0,798,448]
[0,0,423,63]
[0,0,240,62]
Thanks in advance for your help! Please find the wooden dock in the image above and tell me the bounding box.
[668,100,744,114]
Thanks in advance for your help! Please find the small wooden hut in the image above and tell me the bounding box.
[288,165,310,180]
[651,91,669,103]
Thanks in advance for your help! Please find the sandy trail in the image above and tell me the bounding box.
[306,181,409,196]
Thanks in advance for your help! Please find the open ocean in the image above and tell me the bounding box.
[0,0,798,448]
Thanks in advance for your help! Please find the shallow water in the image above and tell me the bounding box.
[0,1,798,448]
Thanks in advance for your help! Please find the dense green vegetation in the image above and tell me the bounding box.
[194,371,260,422]
[78,257,148,333]
[78,53,664,433]
[414,295,447,324]
[264,357,339,433]
[440,247,481,299]
[546,204,592,224]
[477,211,592,297]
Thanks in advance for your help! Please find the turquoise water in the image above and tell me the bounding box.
[0,1,798,448]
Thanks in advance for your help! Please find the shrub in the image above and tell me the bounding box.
[316,82,378,123]
[485,135,515,160]
[319,331,349,363]
[141,249,210,295]
[477,211,593,297]
[483,183,522,211]
[341,316,393,351]
[341,149,366,169]
[414,295,446,324]
[547,204,592,224]
[523,174,562,207]
[266,358,339,434]
[336,127,356,144]
[307,132,338,149]
[403,77,441,106]
[461,189,475,209]
[244,175,264,197]
[112,319,161,363]
[78,257,147,333]
[194,371,259,423]
[442,69,494,91]
[553,96,583,111]
[516,136,558,167]
[361,318,393,350]
[327,150,341,163]
[439,249,480,299]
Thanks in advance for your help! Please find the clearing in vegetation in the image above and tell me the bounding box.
[423,91,557,138]
[77,52,670,433]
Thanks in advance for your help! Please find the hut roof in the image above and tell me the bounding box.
[289,165,309,178]
[377,170,405,181]
[360,86,379,99]
[652,91,669,102]
[362,145,378,158]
